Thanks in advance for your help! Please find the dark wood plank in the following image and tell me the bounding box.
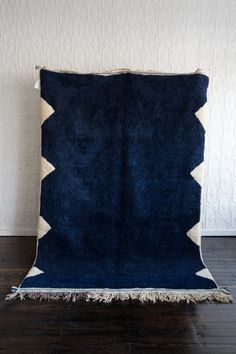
[0,236,235,353]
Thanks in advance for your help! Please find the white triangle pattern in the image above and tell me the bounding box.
[41,98,55,124]
[25,266,44,278]
[186,222,201,246]
[39,97,55,242]
[195,103,207,130]
[196,268,214,281]
[190,162,204,187]
[41,156,55,180]
[37,216,51,239]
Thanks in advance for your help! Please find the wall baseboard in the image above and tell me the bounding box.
[0,229,235,237]
[0,229,36,236]
[202,230,236,236]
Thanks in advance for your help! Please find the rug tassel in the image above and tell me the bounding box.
[5,288,233,303]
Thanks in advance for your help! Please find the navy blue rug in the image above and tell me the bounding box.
[7,69,232,303]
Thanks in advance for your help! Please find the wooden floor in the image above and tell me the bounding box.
[0,237,236,354]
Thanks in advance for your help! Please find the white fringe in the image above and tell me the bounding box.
[5,288,232,304]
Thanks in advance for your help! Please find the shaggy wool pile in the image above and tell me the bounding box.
[7,68,232,303]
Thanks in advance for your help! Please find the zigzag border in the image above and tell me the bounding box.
[27,97,55,279]
[186,103,215,282]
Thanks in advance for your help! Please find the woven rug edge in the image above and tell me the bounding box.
[5,287,233,304]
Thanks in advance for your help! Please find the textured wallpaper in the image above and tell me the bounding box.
[0,0,235,236]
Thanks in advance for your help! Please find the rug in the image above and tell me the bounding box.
[7,68,232,303]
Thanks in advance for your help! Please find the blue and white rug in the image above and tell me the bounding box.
[7,68,232,303]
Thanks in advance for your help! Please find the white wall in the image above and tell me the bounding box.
[0,0,236,236]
